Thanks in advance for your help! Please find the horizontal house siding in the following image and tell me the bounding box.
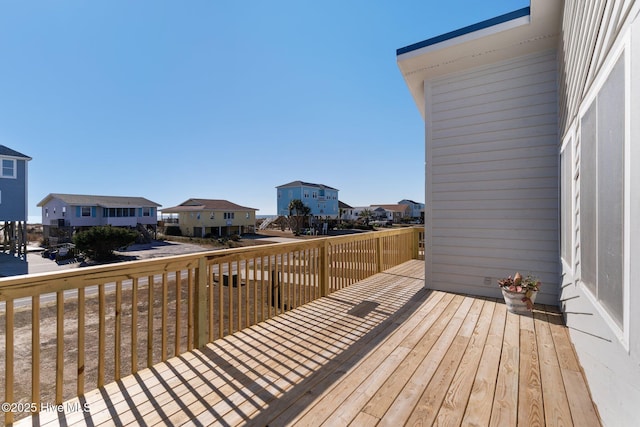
[426,50,559,304]
[0,159,27,220]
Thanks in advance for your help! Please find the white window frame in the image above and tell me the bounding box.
[81,206,91,217]
[577,40,630,347]
[1,158,16,179]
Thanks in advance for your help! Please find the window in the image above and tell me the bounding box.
[210,212,215,219]
[62,207,66,217]
[1,158,16,178]
[81,206,91,217]
[246,212,250,219]
[580,54,625,327]
[224,212,235,220]
[142,207,151,217]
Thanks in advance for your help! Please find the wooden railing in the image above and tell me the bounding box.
[0,227,423,425]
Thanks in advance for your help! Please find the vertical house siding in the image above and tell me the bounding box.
[425,50,559,304]
[559,0,635,135]
[558,1,640,425]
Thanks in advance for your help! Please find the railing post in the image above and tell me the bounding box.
[320,239,330,296]
[194,257,208,348]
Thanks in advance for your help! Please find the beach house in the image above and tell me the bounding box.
[397,0,640,425]
[161,198,258,237]
[37,194,161,241]
[276,180,339,219]
[0,145,31,255]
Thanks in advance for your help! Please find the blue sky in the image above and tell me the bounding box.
[0,0,529,221]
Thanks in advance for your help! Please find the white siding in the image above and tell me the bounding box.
[425,50,559,304]
[558,1,640,426]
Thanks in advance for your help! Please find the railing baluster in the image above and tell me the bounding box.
[175,271,181,356]
[115,280,122,380]
[98,283,105,387]
[162,273,168,361]
[77,287,85,395]
[131,277,138,374]
[32,295,40,410]
[268,256,273,319]
[187,268,194,351]
[218,262,223,339]
[5,299,14,426]
[56,291,64,404]
[236,260,241,331]
[209,262,215,342]
[147,275,154,367]
[246,258,250,327]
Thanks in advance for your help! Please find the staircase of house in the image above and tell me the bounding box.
[259,216,279,230]
[136,223,153,243]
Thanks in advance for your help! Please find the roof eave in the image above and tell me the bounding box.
[396,0,562,119]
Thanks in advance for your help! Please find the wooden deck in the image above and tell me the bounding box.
[19,260,600,426]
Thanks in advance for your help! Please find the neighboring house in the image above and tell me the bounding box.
[398,199,424,220]
[338,201,354,222]
[397,1,640,425]
[0,145,31,255]
[370,204,411,223]
[161,198,258,237]
[276,181,339,219]
[37,194,161,240]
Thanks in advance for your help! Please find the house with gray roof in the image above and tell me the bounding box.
[37,193,161,241]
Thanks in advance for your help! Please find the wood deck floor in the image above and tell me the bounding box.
[19,260,600,426]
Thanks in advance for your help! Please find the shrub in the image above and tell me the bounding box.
[73,226,138,261]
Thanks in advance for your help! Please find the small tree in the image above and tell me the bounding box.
[288,199,311,235]
[358,208,373,225]
[73,226,138,261]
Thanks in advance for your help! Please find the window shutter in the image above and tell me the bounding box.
[76,206,81,217]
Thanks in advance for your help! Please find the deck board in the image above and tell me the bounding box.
[16,260,600,426]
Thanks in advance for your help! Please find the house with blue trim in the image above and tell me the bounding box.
[276,181,339,219]
[397,1,640,425]
[37,193,161,240]
[0,145,31,255]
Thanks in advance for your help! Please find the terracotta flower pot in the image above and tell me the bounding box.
[501,288,538,314]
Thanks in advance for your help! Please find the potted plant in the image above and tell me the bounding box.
[498,272,541,314]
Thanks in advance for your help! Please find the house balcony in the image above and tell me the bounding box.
[0,228,600,426]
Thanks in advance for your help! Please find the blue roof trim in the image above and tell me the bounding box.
[396,7,530,56]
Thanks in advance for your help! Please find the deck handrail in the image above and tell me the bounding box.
[0,227,423,425]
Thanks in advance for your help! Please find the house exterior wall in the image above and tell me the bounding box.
[0,156,28,220]
[558,2,640,425]
[424,50,559,305]
[277,184,339,218]
[41,199,157,228]
[177,210,256,237]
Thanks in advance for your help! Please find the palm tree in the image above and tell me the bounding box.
[358,208,373,226]
[288,199,311,235]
